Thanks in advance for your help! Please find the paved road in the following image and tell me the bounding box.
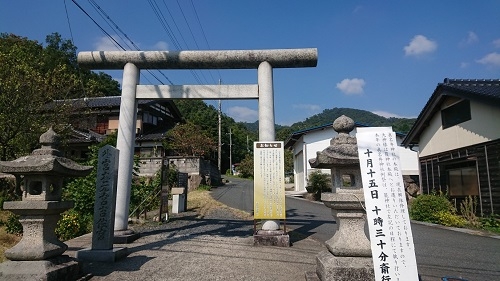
[211,177,500,281]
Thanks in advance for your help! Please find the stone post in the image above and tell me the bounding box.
[114,62,140,243]
[0,128,92,280]
[76,145,128,262]
[307,116,375,281]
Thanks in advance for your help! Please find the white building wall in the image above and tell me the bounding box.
[291,126,419,191]
[419,100,500,157]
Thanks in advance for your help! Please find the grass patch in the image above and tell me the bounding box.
[188,189,252,220]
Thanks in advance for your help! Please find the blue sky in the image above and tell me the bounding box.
[2,1,500,125]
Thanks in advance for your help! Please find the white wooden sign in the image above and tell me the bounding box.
[357,127,419,281]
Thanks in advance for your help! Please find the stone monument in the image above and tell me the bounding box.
[0,127,92,280]
[76,145,128,262]
[307,116,375,281]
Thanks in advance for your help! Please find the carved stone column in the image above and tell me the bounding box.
[0,128,92,280]
[308,116,374,281]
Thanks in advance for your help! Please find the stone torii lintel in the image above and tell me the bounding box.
[77,48,318,69]
[136,84,259,100]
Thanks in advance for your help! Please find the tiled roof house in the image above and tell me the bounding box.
[52,96,182,170]
[402,78,500,215]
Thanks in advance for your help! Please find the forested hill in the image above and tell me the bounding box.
[242,107,416,135]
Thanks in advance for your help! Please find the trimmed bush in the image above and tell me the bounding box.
[56,209,92,241]
[409,193,454,223]
[307,170,332,200]
[435,210,467,227]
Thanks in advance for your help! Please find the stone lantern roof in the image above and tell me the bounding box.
[308,115,359,168]
[0,127,92,177]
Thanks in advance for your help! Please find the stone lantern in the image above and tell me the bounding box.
[308,115,374,281]
[0,127,92,280]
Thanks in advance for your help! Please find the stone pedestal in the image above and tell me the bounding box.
[0,128,93,281]
[0,255,80,281]
[253,229,290,247]
[322,192,371,257]
[307,116,375,280]
[3,201,73,260]
[314,192,374,281]
[316,251,374,281]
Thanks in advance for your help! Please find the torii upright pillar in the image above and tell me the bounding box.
[77,49,318,241]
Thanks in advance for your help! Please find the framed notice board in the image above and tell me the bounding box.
[253,141,286,220]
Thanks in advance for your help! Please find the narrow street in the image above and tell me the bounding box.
[211,177,500,281]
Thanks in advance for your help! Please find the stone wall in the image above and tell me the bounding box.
[167,156,221,190]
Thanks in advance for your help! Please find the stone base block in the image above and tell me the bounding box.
[76,247,128,262]
[114,229,140,244]
[0,255,80,281]
[253,230,290,247]
[316,250,374,281]
[305,271,321,281]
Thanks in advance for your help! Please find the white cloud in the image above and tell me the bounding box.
[476,52,500,67]
[404,35,437,56]
[227,106,258,122]
[292,104,321,113]
[336,78,366,95]
[460,31,478,46]
[372,111,416,119]
[460,62,469,69]
[153,41,169,50]
[493,38,500,48]
[93,36,122,51]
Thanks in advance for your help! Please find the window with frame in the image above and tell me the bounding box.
[441,99,471,129]
[446,161,479,196]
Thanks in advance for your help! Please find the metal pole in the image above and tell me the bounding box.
[218,80,222,174]
[229,127,233,175]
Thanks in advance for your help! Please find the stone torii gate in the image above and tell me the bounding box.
[77,48,318,235]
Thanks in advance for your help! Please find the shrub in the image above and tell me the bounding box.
[237,154,254,178]
[0,177,19,209]
[460,196,480,228]
[56,209,92,241]
[5,213,22,235]
[307,170,332,200]
[435,210,467,227]
[477,214,500,233]
[409,193,454,223]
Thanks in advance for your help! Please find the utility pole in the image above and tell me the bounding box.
[229,127,233,175]
[218,79,222,174]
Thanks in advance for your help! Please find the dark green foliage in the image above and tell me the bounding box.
[129,172,162,218]
[0,33,120,161]
[409,193,454,223]
[306,170,332,200]
[56,209,92,241]
[174,100,257,172]
[0,177,19,209]
[5,213,22,235]
[480,214,500,232]
[237,154,254,178]
[289,108,416,133]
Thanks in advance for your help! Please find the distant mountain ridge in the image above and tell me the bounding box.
[240,107,416,135]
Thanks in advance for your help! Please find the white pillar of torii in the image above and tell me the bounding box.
[77,49,318,233]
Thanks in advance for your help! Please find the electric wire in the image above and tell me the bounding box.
[73,0,173,85]
[189,0,221,82]
[64,0,87,97]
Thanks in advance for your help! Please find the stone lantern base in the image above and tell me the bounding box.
[315,251,374,281]
[0,255,81,281]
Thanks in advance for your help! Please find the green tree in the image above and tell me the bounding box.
[237,154,254,178]
[0,33,120,160]
[164,122,217,158]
